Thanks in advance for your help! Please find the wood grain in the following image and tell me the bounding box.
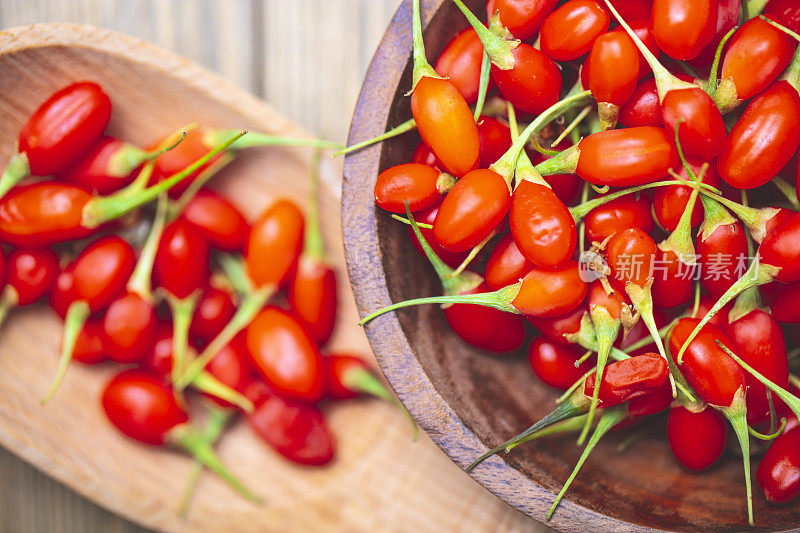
[0,20,540,533]
[0,0,399,144]
[342,0,800,532]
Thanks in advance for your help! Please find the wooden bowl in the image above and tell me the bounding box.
[341,2,800,531]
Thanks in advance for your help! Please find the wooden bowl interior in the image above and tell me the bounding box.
[346,1,800,530]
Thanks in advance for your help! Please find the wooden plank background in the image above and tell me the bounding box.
[0,2,549,532]
[0,0,400,144]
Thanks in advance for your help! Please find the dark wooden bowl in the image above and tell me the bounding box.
[341,1,800,530]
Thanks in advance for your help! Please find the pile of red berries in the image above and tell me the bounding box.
[0,81,411,515]
[348,0,800,524]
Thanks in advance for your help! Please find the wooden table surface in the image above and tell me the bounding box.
[0,2,549,532]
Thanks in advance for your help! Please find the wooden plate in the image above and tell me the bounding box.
[341,1,800,531]
[0,22,535,533]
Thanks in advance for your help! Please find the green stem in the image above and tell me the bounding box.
[664,329,696,404]
[564,311,630,361]
[514,154,555,192]
[761,16,800,41]
[192,371,254,412]
[177,286,273,391]
[578,182,590,255]
[698,195,737,241]
[303,149,326,261]
[659,184,700,265]
[528,136,562,158]
[473,52,492,121]
[699,188,779,243]
[532,144,580,177]
[111,129,188,179]
[601,0,695,101]
[626,281,683,399]
[168,293,199,388]
[410,0,444,89]
[451,0,518,70]
[659,121,701,264]
[721,400,754,526]
[0,152,30,199]
[170,424,261,504]
[125,160,155,193]
[768,388,779,435]
[729,284,762,323]
[406,205,482,295]
[390,214,433,229]
[772,176,800,210]
[748,2,773,21]
[127,194,168,301]
[205,129,342,151]
[551,105,592,148]
[571,180,720,222]
[0,287,18,330]
[506,101,548,188]
[332,118,416,157]
[449,230,497,277]
[719,341,800,423]
[579,306,620,445]
[702,26,738,96]
[512,415,591,446]
[558,369,596,404]
[406,205,456,282]
[177,407,231,518]
[142,128,189,158]
[777,34,800,93]
[118,125,194,193]
[507,101,519,142]
[547,406,627,521]
[466,393,591,472]
[749,417,787,441]
[41,300,90,404]
[490,89,594,182]
[676,258,780,363]
[623,318,679,354]
[179,467,210,518]
[713,78,741,114]
[672,118,699,181]
[587,108,603,134]
[574,349,593,367]
[343,367,418,440]
[691,282,701,317]
[168,152,235,219]
[359,281,522,325]
[571,116,584,144]
[82,131,246,228]
[217,253,254,294]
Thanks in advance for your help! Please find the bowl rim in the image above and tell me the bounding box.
[340,1,668,531]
